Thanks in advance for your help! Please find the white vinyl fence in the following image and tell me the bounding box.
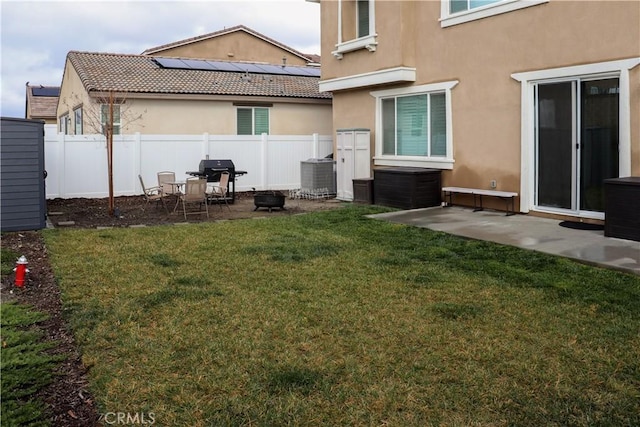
[44,126,333,199]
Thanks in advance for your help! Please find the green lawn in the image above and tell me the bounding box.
[43,205,640,426]
[1,302,61,427]
[1,248,60,426]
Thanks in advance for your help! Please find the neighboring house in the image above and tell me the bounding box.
[316,0,639,221]
[56,25,331,136]
[142,24,320,67]
[25,84,60,124]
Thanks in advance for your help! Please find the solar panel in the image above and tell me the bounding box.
[32,87,60,97]
[181,59,215,71]
[305,68,321,77]
[238,63,266,74]
[155,57,190,69]
[284,66,321,77]
[255,64,289,75]
[155,57,320,78]
[206,61,245,72]
[250,64,273,73]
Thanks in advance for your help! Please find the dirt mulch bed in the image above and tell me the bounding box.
[46,192,343,229]
[1,193,344,426]
[1,231,99,426]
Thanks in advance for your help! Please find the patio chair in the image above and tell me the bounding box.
[206,171,231,211]
[139,175,168,213]
[180,177,209,220]
[157,171,178,196]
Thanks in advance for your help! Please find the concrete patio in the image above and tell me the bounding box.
[370,206,640,276]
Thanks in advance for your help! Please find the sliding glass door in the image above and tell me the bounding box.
[535,78,619,215]
[579,79,619,212]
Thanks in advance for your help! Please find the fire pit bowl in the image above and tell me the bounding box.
[254,191,286,212]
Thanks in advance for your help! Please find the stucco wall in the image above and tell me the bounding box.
[123,98,332,135]
[321,0,640,210]
[323,1,640,80]
[57,60,95,131]
[57,63,332,136]
[146,31,310,66]
[124,99,235,134]
[271,103,333,135]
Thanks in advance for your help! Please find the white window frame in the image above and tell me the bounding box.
[236,107,270,135]
[440,0,548,28]
[73,106,83,135]
[332,0,377,59]
[511,58,640,216]
[370,81,458,170]
[59,113,69,134]
[101,104,121,135]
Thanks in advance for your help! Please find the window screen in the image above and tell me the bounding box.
[430,93,447,157]
[237,107,269,135]
[254,108,269,135]
[237,108,253,135]
[101,105,121,135]
[357,0,370,38]
[381,92,447,158]
[397,95,427,156]
[74,107,83,135]
[450,0,501,14]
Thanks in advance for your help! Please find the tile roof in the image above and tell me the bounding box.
[305,54,322,64]
[67,51,331,100]
[26,85,60,119]
[141,25,315,63]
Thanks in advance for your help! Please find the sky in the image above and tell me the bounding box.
[0,0,321,119]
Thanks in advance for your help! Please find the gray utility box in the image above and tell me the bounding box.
[301,158,336,195]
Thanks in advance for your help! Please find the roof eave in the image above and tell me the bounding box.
[88,91,331,103]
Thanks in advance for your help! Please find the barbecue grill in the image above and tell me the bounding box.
[186,159,247,204]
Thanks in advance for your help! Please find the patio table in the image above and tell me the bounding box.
[166,181,185,212]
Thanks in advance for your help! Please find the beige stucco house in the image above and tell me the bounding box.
[316,0,639,221]
[142,24,320,66]
[56,25,331,136]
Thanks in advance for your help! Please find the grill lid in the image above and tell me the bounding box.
[199,159,235,172]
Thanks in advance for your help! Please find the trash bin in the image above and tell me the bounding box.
[353,178,374,204]
[604,177,640,241]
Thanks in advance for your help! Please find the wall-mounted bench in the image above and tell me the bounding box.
[442,187,518,216]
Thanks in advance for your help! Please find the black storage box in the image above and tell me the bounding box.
[373,167,442,209]
[353,178,374,204]
[604,177,640,242]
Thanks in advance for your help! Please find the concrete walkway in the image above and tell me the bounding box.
[370,206,640,276]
